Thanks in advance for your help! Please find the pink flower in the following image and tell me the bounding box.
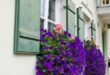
[96,45,99,48]
[54,24,62,34]
[94,40,99,48]
[71,35,75,40]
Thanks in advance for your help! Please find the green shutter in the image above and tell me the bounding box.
[91,21,96,39]
[68,0,75,35]
[14,0,41,54]
[77,8,85,41]
[102,32,105,56]
[93,24,96,39]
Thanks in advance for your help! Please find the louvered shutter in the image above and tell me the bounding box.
[68,0,76,35]
[14,0,41,54]
[77,8,85,41]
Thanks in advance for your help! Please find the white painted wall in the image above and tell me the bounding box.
[106,29,110,75]
[0,0,108,75]
[0,0,36,75]
[107,29,110,57]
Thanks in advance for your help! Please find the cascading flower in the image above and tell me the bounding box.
[84,39,106,75]
[36,24,86,75]
[37,24,106,75]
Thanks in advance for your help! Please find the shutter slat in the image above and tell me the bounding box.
[19,30,39,40]
[18,38,39,53]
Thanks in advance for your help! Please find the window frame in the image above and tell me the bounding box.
[40,0,61,30]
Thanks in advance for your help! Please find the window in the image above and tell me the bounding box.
[14,0,61,54]
[103,0,110,5]
[40,0,61,31]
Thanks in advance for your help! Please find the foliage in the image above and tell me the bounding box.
[36,24,106,75]
[84,39,106,75]
[36,26,86,75]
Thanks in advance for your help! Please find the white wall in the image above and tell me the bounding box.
[107,29,110,57]
[0,0,107,75]
[106,29,110,75]
[0,0,36,75]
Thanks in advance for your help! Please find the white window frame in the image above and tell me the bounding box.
[40,0,61,29]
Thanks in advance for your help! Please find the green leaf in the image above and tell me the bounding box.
[36,50,53,56]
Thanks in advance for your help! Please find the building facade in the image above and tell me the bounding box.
[0,0,110,75]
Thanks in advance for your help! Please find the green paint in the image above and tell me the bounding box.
[77,8,85,41]
[14,0,41,54]
[64,0,75,35]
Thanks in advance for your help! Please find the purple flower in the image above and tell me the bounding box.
[36,28,86,75]
[84,40,106,75]
[64,31,71,37]
[46,31,54,38]
[44,61,54,72]
[36,70,44,75]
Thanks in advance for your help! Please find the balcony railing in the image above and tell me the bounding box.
[97,0,110,7]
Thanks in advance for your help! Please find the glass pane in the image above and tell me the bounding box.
[48,0,55,21]
[48,22,55,31]
[41,0,45,16]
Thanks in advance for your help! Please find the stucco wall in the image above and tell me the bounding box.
[0,0,36,75]
[107,29,110,57]
[106,29,110,75]
[0,0,107,75]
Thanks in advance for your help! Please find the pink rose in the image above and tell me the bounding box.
[54,24,62,34]
[71,35,75,40]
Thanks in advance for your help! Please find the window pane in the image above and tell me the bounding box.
[48,0,55,21]
[48,22,55,31]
